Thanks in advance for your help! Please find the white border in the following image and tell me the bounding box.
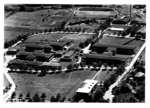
[0,0,149,108]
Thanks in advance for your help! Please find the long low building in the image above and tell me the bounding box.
[92,43,136,55]
[82,53,129,65]
[16,51,54,62]
[7,59,42,70]
[24,41,68,51]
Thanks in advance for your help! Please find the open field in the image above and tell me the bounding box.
[5,8,73,43]
[5,9,72,30]
[25,32,94,44]
[5,26,42,42]
[94,70,116,82]
[9,70,97,99]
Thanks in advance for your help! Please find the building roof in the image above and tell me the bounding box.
[95,36,133,47]
[76,79,98,93]
[83,54,129,62]
[42,62,61,67]
[110,25,129,31]
[16,51,32,56]
[17,51,54,59]
[63,50,74,58]
[93,43,136,50]
[25,40,67,49]
[8,59,41,66]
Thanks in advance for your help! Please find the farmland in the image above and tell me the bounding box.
[4,8,73,43]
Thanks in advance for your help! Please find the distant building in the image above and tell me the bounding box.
[60,50,76,62]
[6,48,18,55]
[75,79,99,102]
[92,44,136,55]
[103,25,130,36]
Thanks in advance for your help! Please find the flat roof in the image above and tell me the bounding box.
[76,79,98,93]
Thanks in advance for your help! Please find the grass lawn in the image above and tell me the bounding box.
[94,70,116,82]
[24,33,94,48]
[9,70,97,100]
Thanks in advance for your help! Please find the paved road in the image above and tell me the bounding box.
[3,68,16,101]
[103,42,146,102]
[3,41,21,101]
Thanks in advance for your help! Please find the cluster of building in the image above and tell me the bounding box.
[7,32,94,72]
[6,6,145,74]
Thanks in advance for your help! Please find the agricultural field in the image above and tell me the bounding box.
[4,8,73,43]
[9,70,97,100]
[4,26,41,42]
[5,9,72,30]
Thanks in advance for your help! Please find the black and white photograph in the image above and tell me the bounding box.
[2,0,148,106]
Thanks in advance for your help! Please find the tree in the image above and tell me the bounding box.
[11,92,16,99]
[32,93,40,102]
[116,64,125,75]
[18,93,23,100]
[98,61,102,67]
[60,97,66,102]
[113,93,138,103]
[40,93,46,102]
[92,62,98,69]
[67,64,73,71]
[56,93,61,102]
[50,96,55,102]
[25,92,31,101]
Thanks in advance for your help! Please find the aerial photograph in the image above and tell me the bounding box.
[3,4,146,103]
